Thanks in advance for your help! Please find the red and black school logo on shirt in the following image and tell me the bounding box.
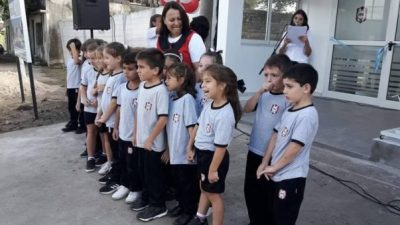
[145,102,152,111]
[206,123,213,134]
[173,113,180,123]
[201,97,207,106]
[132,98,138,107]
[281,127,289,137]
[270,104,280,114]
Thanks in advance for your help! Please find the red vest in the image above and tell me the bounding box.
[157,31,195,69]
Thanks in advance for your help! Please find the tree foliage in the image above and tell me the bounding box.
[244,0,298,11]
[0,0,9,21]
[0,0,45,21]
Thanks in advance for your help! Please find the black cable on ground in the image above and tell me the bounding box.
[234,123,400,217]
[310,164,400,216]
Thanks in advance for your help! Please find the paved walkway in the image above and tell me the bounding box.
[240,96,400,168]
[0,120,399,225]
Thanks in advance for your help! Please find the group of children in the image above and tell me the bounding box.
[64,36,319,225]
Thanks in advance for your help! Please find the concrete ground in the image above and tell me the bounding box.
[1,106,400,225]
[240,96,400,168]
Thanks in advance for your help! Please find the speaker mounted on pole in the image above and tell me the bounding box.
[72,0,110,30]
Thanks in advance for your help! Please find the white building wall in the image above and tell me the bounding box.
[217,0,274,97]
[303,0,336,95]
[217,0,335,96]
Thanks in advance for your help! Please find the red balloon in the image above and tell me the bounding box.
[180,0,199,13]
[160,0,177,6]
[160,0,199,14]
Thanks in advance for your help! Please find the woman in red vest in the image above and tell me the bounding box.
[157,1,206,70]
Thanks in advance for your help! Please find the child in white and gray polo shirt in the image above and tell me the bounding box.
[257,63,319,225]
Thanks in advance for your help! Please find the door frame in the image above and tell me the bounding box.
[325,0,400,110]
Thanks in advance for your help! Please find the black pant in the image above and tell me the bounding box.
[171,164,200,215]
[138,147,166,207]
[272,177,306,225]
[118,140,142,191]
[244,151,274,225]
[79,103,84,127]
[108,128,120,183]
[66,88,79,126]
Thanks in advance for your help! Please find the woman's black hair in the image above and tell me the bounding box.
[203,64,242,126]
[160,1,191,36]
[149,14,161,28]
[190,16,210,41]
[167,63,197,98]
[290,9,309,30]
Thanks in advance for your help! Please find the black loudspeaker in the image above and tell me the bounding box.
[72,0,110,30]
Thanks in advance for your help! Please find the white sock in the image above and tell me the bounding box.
[88,156,95,160]
[196,212,206,220]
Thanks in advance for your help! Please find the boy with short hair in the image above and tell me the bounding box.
[257,63,319,225]
[111,50,143,202]
[131,48,169,222]
[243,54,292,225]
[62,38,82,132]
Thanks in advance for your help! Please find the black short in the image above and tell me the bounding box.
[84,112,97,125]
[196,148,229,194]
[98,123,108,133]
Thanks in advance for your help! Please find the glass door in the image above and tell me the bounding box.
[384,8,400,108]
[327,0,400,109]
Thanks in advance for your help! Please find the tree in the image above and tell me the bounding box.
[0,0,9,21]
[244,0,298,12]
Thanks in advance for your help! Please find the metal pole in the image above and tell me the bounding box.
[16,57,25,103]
[27,63,39,119]
[90,29,94,39]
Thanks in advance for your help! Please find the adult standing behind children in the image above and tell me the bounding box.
[156,1,206,70]
[62,38,82,132]
[277,9,312,63]
[190,16,210,43]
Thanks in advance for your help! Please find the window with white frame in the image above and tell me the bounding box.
[242,0,300,42]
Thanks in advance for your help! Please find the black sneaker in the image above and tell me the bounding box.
[62,124,77,132]
[85,158,96,173]
[64,121,72,128]
[95,155,107,167]
[174,213,193,225]
[98,174,112,185]
[137,206,168,222]
[130,199,149,212]
[75,126,86,134]
[80,150,88,158]
[168,204,183,217]
[187,216,208,225]
[99,182,119,195]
